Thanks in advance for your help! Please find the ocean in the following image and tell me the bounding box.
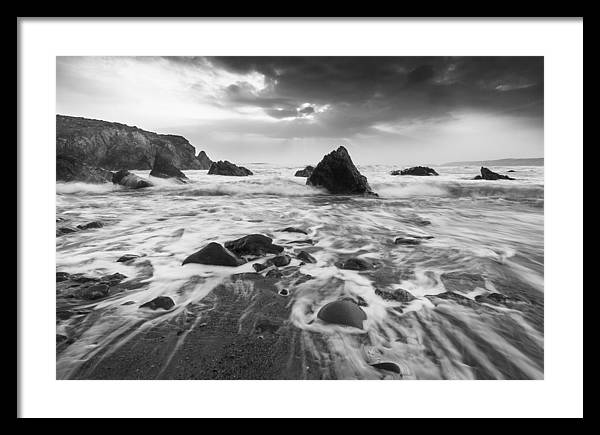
[56,164,544,380]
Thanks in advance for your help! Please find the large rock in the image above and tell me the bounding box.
[182,242,246,266]
[56,115,204,170]
[112,170,153,189]
[149,153,188,182]
[208,160,253,176]
[294,165,314,177]
[56,154,113,183]
[391,166,438,176]
[196,151,213,169]
[473,167,515,180]
[224,234,284,258]
[306,146,376,195]
[317,299,367,329]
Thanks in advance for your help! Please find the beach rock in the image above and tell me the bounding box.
[112,170,153,189]
[78,283,110,300]
[56,154,114,183]
[56,115,204,170]
[507,169,516,172]
[297,251,316,264]
[182,242,246,267]
[317,299,367,329]
[267,254,291,267]
[370,362,401,374]
[253,263,269,272]
[337,257,373,271]
[224,234,284,258]
[474,167,515,180]
[294,165,314,177]
[56,226,78,236]
[391,166,438,176]
[475,292,509,305]
[265,269,283,279]
[140,296,175,311]
[56,272,70,282]
[196,150,213,170]
[117,254,140,263]
[208,160,253,176]
[306,146,377,196]
[77,221,103,230]
[279,227,308,235]
[149,153,188,182]
[375,288,416,303]
[394,236,422,245]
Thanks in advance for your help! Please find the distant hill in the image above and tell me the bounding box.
[56,115,212,170]
[441,158,544,167]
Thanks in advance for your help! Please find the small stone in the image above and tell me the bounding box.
[117,254,140,263]
[278,289,289,297]
[394,237,421,245]
[140,296,175,311]
[77,221,104,230]
[370,362,401,374]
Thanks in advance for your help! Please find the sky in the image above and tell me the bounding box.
[56,56,543,165]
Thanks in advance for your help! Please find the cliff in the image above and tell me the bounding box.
[56,115,209,170]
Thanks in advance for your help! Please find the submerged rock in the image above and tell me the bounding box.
[306,146,377,196]
[474,167,515,180]
[317,299,367,329]
[279,227,308,235]
[182,242,246,267]
[56,271,70,282]
[375,288,416,303]
[117,254,140,263]
[195,150,213,170]
[56,154,113,184]
[208,160,253,176]
[56,226,78,236]
[224,234,284,258]
[394,236,421,245]
[112,170,153,189]
[336,257,373,271]
[294,165,314,177]
[370,362,402,374]
[77,221,103,230]
[297,250,316,264]
[391,166,438,176]
[140,296,175,311]
[149,153,188,182]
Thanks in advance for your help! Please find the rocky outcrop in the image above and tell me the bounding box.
[208,160,253,176]
[56,154,113,183]
[391,166,438,176]
[196,151,213,169]
[56,115,204,170]
[149,153,188,182]
[473,167,515,180]
[112,170,153,189]
[294,165,314,177]
[182,242,246,267]
[306,146,377,196]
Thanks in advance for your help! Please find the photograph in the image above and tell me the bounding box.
[55,56,545,380]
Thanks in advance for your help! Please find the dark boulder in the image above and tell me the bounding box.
[149,153,188,182]
[265,269,283,279]
[317,299,367,329]
[336,257,373,271]
[507,169,516,173]
[140,296,175,311]
[391,166,438,176]
[306,146,377,196]
[56,272,70,282]
[77,221,103,230]
[56,154,114,184]
[182,242,246,267]
[56,226,78,236]
[208,160,253,176]
[224,234,284,258]
[297,251,316,264]
[252,263,269,272]
[112,170,153,188]
[267,254,291,267]
[474,167,515,180]
[294,165,314,177]
[196,150,213,170]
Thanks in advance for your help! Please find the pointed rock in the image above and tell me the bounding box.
[182,242,246,266]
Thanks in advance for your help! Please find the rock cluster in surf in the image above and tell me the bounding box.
[149,153,189,183]
[473,166,515,180]
[112,170,153,189]
[208,160,253,176]
[390,166,439,176]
